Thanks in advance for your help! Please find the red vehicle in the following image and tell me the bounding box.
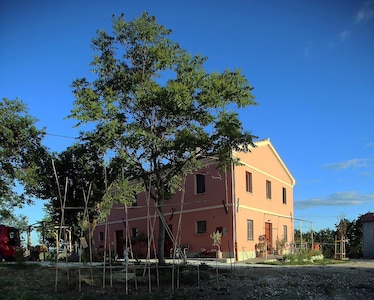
[0,225,21,261]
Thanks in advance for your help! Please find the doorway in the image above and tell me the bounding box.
[115,230,124,258]
[265,222,272,253]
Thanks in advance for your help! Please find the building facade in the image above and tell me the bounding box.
[94,138,295,261]
[362,212,374,258]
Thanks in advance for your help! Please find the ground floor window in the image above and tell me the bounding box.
[196,220,207,234]
[132,227,139,238]
[283,225,288,242]
[247,219,254,240]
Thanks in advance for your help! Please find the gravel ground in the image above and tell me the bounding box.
[1,259,374,299]
[203,260,374,299]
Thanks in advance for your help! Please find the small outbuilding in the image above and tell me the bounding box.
[362,212,374,258]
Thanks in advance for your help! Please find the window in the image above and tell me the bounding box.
[247,219,254,240]
[196,174,206,194]
[216,227,223,234]
[216,226,226,235]
[266,180,272,199]
[99,232,104,242]
[132,228,139,238]
[196,220,207,234]
[245,171,253,193]
[282,187,287,204]
[283,225,288,242]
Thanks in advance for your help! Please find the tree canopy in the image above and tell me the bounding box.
[0,98,47,221]
[34,143,137,249]
[69,13,257,263]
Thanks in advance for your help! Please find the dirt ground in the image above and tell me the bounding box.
[1,259,374,299]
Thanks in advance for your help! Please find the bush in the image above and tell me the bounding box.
[15,248,26,264]
[283,249,323,264]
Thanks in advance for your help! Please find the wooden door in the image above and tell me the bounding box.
[265,222,272,253]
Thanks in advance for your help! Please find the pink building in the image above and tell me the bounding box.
[94,138,295,261]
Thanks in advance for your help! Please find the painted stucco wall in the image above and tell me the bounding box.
[94,139,295,261]
[95,161,234,258]
[233,140,295,260]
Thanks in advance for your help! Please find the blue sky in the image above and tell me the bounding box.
[1,0,373,235]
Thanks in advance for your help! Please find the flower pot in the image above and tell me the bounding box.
[217,251,223,259]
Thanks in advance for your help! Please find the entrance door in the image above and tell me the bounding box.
[265,222,272,253]
[115,230,124,258]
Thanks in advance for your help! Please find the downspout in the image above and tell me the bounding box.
[232,163,238,261]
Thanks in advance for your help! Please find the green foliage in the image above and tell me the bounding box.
[0,214,29,231]
[15,248,26,264]
[0,98,47,220]
[33,143,139,247]
[343,214,365,258]
[282,248,323,264]
[100,178,142,222]
[69,12,256,262]
[294,213,367,259]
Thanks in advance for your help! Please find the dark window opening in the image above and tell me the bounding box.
[132,228,139,238]
[266,180,272,199]
[197,220,207,234]
[246,171,253,193]
[196,174,206,194]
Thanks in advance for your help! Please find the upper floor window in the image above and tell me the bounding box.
[282,187,287,204]
[247,219,254,240]
[266,180,272,199]
[196,174,206,194]
[196,220,207,234]
[99,231,104,242]
[245,171,253,193]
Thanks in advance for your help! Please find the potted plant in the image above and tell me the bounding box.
[210,230,222,259]
[256,235,266,257]
[276,239,290,255]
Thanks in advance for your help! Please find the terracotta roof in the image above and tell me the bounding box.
[362,212,374,222]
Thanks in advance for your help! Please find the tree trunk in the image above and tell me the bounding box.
[157,204,165,264]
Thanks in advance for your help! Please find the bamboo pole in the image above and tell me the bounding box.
[124,205,128,296]
[52,158,69,292]
[148,209,159,288]
[103,217,108,288]
[173,176,187,290]
[82,184,94,287]
[144,177,152,293]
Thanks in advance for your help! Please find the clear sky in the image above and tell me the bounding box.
[1,0,373,235]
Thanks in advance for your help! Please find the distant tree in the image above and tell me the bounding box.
[69,13,256,264]
[294,214,366,259]
[0,98,47,222]
[294,229,312,245]
[294,228,335,258]
[343,215,364,258]
[313,228,335,258]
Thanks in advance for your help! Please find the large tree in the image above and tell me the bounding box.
[69,13,257,263]
[0,98,47,221]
